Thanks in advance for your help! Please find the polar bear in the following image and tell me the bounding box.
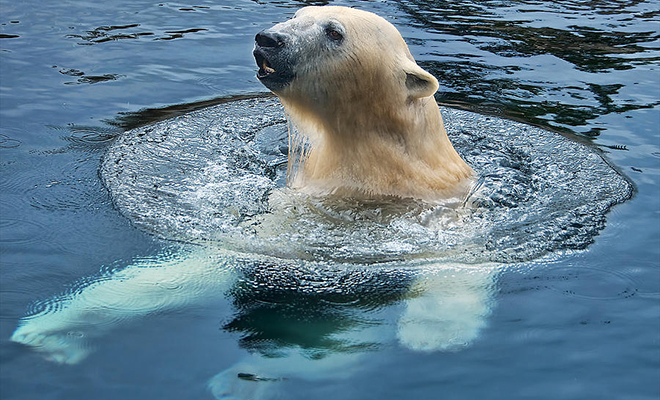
[10,6,497,399]
[254,6,474,201]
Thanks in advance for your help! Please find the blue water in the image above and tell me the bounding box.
[1,1,659,399]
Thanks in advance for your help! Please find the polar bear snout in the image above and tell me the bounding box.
[255,31,286,48]
[253,30,295,92]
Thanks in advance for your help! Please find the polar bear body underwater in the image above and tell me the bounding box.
[10,5,629,400]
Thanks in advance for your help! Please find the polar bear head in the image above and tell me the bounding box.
[254,6,473,201]
[254,6,438,109]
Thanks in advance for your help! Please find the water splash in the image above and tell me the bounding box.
[100,96,633,264]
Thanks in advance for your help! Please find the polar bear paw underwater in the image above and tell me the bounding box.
[10,5,632,399]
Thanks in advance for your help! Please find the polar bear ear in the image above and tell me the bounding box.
[404,62,439,99]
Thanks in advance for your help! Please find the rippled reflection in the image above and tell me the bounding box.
[397,0,660,136]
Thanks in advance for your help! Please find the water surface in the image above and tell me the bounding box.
[1,1,658,399]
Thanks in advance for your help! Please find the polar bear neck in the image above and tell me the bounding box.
[280,96,474,202]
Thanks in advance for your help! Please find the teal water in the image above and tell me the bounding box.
[1,1,659,399]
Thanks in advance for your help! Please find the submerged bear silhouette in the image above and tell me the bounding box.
[11,6,631,400]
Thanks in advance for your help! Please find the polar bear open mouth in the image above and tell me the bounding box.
[253,37,295,91]
[255,51,276,78]
[253,48,293,90]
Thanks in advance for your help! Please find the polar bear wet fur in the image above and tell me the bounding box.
[254,6,474,201]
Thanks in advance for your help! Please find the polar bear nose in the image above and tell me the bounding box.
[255,31,286,48]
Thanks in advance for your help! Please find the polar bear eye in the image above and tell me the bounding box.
[325,27,344,42]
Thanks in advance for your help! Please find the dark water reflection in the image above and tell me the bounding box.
[52,0,659,140]
[397,0,660,136]
[224,265,413,359]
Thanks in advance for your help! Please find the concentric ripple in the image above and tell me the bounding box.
[101,96,633,264]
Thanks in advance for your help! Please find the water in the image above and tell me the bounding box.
[1,1,659,399]
[98,96,631,263]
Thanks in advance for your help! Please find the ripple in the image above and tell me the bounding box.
[0,134,21,148]
[66,24,148,44]
[26,162,110,213]
[65,74,122,85]
[528,266,638,300]
[0,289,37,320]
[66,22,210,45]
[398,0,660,137]
[100,96,633,264]
[0,219,51,246]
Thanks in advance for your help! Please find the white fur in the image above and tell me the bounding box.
[266,6,475,201]
[11,247,237,364]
